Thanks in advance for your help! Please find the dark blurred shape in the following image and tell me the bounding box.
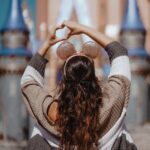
[120,0,150,124]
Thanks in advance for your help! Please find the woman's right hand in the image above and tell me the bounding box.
[38,24,67,56]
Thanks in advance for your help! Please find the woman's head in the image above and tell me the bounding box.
[63,55,95,83]
[56,55,102,150]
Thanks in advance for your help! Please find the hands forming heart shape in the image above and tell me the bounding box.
[39,21,110,57]
[38,21,87,56]
[47,21,84,46]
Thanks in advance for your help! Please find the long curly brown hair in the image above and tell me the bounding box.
[56,55,102,150]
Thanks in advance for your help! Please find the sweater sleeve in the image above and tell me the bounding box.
[20,53,59,135]
[105,41,131,81]
[104,41,131,107]
[99,42,131,137]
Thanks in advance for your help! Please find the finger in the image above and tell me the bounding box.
[62,20,72,30]
[49,25,57,39]
[64,34,70,40]
[65,29,74,39]
[55,24,64,30]
[61,23,65,28]
[54,37,67,44]
[49,25,61,39]
[50,34,55,40]
[52,24,65,38]
[67,30,77,38]
[50,24,61,33]
[62,20,67,26]
[63,20,71,26]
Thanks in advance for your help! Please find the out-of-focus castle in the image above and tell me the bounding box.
[0,0,149,149]
[0,0,32,149]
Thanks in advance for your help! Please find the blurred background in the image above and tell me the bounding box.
[0,0,150,149]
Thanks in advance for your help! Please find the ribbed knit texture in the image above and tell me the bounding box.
[99,75,130,138]
[21,80,60,136]
[29,53,48,77]
[105,41,128,63]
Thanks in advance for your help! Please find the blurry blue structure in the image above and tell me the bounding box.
[0,0,32,148]
[1,0,28,32]
[122,0,145,31]
[120,0,150,124]
[0,0,31,57]
[121,0,148,58]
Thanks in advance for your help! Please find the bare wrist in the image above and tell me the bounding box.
[38,40,51,56]
[79,24,89,34]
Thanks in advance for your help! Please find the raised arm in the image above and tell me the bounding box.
[62,21,131,81]
[20,25,66,135]
[62,21,131,136]
[62,20,113,47]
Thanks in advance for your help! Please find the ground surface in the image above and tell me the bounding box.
[0,123,149,150]
[128,123,150,150]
